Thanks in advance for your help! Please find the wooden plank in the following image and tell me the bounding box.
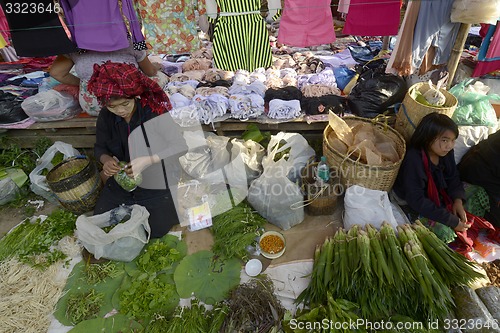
[27,117,97,130]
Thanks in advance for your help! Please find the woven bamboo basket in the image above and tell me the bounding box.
[300,162,339,216]
[323,116,406,192]
[46,156,103,215]
[395,82,458,142]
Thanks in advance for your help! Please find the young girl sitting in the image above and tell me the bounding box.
[392,112,470,236]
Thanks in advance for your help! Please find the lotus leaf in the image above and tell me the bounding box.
[174,250,241,304]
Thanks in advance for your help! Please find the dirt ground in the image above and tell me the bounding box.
[0,199,60,238]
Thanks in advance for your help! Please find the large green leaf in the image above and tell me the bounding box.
[67,314,143,333]
[174,250,241,304]
[54,261,126,326]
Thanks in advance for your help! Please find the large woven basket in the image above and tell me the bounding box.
[46,156,103,215]
[395,82,458,142]
[323,116,406,192]
[300,162,339,216]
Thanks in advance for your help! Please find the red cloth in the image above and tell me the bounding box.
[343,0,401,36]
[87,61,171,114]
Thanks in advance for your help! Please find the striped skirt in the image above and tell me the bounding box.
[212,14,272,72]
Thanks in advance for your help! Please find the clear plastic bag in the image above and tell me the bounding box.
[450,79,500,127]
[29,141,80,201]
[21,89,81,122]
[75,204,150,262]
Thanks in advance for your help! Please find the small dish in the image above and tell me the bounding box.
[245,258,262,276]
[259,231,286,259]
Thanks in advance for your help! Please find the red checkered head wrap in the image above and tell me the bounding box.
[87,61,171,114]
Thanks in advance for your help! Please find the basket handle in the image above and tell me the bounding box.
[394,103,416,130]
[290,184,329,210]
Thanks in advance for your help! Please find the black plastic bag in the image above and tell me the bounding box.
[348,67,407,118]
[0,91,29,124]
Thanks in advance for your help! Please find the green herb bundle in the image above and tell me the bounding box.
[84,261,120,285]
[296,222,485,323]
[65,289,104,325]
[0,209,77,268]
[221,276,285,333]
[211,201,267,260]
[148,299,227,333]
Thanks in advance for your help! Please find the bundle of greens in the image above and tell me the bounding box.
[284,293,362,333]
[65,289,104,325]
[114,161,142,192]
[211,201,267,261]
[147,299,227,333]
[220,276,285,333]
[84,261,120,285]
[0,209,77,268]
[296,222,485,322]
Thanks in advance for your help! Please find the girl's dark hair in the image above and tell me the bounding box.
[409,112,458,150]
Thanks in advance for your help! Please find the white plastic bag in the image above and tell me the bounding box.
[21,90,81,122]
[451,0,500,25]
[229,138,265,184]
[454,125,491,164]
[248,132,314,230]
[265,132,316,182]
[29,141,79,201]
[75,205,150,262]
[343,185,398,230]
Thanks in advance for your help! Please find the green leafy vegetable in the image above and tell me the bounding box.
[65,289,104,325]
[174,250,241,304]
[67,314,143,333]
[211,201,266,261]
[114,161,142,192]
[0,209,77,268]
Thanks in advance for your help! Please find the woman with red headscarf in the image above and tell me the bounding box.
[88,61,187,238]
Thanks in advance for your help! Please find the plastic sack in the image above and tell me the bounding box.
[75,204,150,262]
[333,66,356,91]
[451,0,500,25]
[343,185,398,230]
[228,138,265,184]
[348,68,407,118]
[21,89,81,122]
[450,80,500,127]
[0,178,20,205]
[454,125,491,164]
[29,141,80,201]
[248,132,314,230]
[0,91,28,124]
[179,132,230,182]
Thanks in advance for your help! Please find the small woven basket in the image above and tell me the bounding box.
[46,156,103,215]
[323,116,406,192]
[395,82,458,142]
[300,161,339,216]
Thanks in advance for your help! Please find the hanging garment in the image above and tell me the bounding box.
[210,0,272,71]
[412,0,460,70]
[135,0,207,55]
[473,23,500,77]
[0,5,10,45]
[277,0,335,48]
[0,0,77,57]
[59,0,146,52]
[343,0,400,36]
[386,0,421,76]
[338,0,350,14]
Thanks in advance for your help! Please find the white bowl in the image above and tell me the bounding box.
[245,259,263,277]
[259,231,286,259]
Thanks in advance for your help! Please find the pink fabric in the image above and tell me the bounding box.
[277,0,335,47]
[343,0,401,36]
[486,24,500,59]
[473,24,500,77]
[0,6,11,43]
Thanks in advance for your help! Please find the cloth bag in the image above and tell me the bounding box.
[75,205,150,262]
[451,0,500,25]
[343,185,398,230]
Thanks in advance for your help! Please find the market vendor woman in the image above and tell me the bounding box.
[392,113,469,238]
[88,61,187,238]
